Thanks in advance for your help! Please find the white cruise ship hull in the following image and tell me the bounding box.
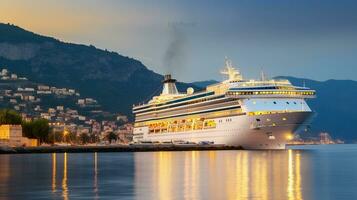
[134,111,312,150]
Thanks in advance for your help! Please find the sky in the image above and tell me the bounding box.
[1,0,357,82]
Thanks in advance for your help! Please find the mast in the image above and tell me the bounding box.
[220,57,243,82]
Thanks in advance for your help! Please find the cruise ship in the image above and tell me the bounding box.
[132,59,315,149]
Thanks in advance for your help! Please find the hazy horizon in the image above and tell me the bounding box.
[1,0,357,82]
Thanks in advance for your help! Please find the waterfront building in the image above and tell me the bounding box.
[320,132,333,144]
[0,125,38,147]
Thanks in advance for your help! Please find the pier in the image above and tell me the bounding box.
[0,144,243,154]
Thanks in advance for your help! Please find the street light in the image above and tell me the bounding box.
[63,129,69,144]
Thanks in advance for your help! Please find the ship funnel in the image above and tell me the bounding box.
[161,74,179,95]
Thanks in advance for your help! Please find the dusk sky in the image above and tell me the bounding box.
[1,0,357,82]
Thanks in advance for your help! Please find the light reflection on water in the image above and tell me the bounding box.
[134,150,309,200]
[52,153,56,193]
[1,145,357,199]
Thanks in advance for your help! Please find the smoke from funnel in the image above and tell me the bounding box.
[163,23,187,76]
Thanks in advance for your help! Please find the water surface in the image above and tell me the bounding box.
[0,145,357,200]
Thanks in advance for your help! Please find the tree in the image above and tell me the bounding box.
[79,133,90,145]
[0,109,22,125]
[22,121,34,138]
[89,133,99,144]
[106,132,118,144]
[32,119,50,143]
[22,118,50,144]
[67,131,77,144]
[48,131,62,144]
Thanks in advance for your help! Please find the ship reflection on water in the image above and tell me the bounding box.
[134,150,310,200]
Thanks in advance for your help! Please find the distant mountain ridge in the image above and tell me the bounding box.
[191,77,357,142]
[190,80,219,88]
[0,23,197,117]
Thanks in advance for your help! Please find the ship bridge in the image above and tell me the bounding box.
[226,84,316,99]
[206,58,316,99]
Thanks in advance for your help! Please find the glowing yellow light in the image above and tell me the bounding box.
[52,153,56,193]
[63,130,69,136]
[62,153,68,200]
[286,134,294,140]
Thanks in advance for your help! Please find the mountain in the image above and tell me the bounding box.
[190,80,219,88]
[0,23,197,118]
[193,77,357,142]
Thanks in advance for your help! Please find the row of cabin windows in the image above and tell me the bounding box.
[148,119,217,134]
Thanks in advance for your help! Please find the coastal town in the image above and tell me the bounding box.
[288,132,345,146]
[0,67,133,147]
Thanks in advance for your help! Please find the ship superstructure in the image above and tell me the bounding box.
[132,59,315,149]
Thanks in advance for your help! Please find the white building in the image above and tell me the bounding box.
[56,106,64,111]
[11,74,17,79]
[1,69,8,76]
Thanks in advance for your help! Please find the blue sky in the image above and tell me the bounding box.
[1,0,357,82]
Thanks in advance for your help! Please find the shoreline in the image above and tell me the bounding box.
[0,144,243,154]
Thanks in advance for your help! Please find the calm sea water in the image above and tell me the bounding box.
[0,145,357,200]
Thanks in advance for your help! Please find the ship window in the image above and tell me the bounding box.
[286,102,290,104]
[273,101,277,104]
[294,102,297,104]
[256,119,261,122]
